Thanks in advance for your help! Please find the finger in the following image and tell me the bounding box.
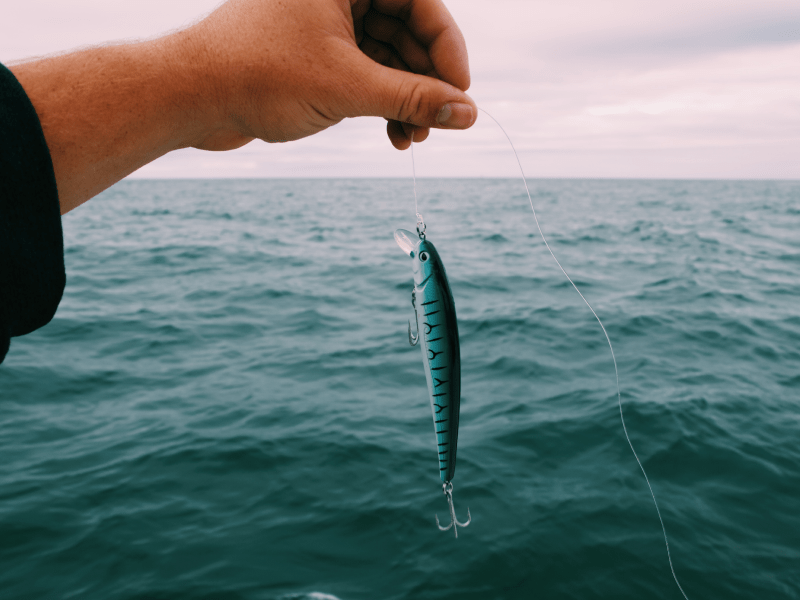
[383,120,430,149]
[364,10,436,76]
[387,119,411,150]
[351,0,371,44]
[353,41,429,145]
[346,50,476,129]
[371,0,470,91]
[401,122,430,143]
[359,35,411,72]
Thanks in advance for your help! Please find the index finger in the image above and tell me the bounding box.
[369,0,470,91]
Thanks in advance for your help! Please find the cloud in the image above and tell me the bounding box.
[2,0,799,179]
[548,10,800,65]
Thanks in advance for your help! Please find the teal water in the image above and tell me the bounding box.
[1,178,799,599]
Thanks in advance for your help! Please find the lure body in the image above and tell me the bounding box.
[395,229,461,483]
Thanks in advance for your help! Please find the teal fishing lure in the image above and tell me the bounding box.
[395,224,471,538]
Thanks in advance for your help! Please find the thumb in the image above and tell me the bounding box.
[349,57,477,130]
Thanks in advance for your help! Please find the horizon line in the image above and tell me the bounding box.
[123,175,800,182]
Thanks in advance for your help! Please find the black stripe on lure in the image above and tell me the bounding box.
[395,223,471,538]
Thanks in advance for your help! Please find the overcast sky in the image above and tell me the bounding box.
[3,0,799,179]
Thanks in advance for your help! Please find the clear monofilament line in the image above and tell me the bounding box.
[410,129,423,228]
[476,106,689,600]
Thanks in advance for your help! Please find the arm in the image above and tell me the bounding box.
[10,0,476,215]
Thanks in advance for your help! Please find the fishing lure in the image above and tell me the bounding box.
[395,221,471,538]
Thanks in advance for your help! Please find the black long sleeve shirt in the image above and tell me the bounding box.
[0,62,65,365]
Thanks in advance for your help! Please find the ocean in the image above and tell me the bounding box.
[1,178,798,599]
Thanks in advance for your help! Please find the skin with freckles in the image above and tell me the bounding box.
[9,0,476,214]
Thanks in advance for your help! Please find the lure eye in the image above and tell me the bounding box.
[419,252,429,262]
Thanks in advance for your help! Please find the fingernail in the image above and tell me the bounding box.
[437,103,474,128]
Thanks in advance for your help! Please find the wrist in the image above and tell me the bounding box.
[151,32,218,149]
[161,28,254,152]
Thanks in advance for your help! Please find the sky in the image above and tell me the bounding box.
[2,0,799,179]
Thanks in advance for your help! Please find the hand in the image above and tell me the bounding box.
[10,0,475,212]
[181,0,476,152]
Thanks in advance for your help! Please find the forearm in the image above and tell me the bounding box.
[9,35,208,214]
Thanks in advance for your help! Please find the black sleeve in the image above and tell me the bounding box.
[0,62,65,365]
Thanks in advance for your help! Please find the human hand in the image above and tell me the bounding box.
[9,0,474,212]
[180,0,476,152]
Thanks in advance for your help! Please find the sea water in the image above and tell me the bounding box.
[1,178,798,599]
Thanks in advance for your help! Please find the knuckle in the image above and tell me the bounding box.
[395,81,432,125]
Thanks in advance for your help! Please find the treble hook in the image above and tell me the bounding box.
[435,481,471,538]
[408,288,419,346]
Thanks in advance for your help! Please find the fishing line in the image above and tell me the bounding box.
[409,109,690,599]
[410,129,423,231]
